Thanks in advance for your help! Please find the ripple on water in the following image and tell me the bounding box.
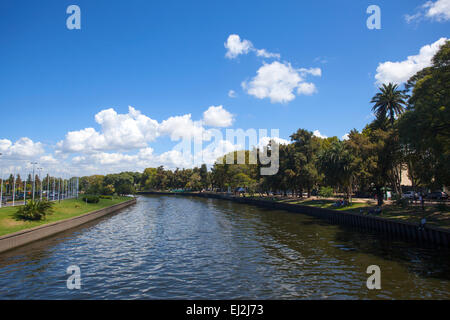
[0,195,449,299]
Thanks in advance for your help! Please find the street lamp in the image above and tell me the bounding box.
[30,162,37,201]
[37,167,43,201]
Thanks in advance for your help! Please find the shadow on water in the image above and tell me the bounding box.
[193,196,450,297]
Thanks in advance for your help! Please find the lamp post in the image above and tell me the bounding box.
[30,162,37,201]
[12,170,16,207]
[47,174,50,201]
[37,167,43,201]
[23,174,27,205]
[58,178,61,203]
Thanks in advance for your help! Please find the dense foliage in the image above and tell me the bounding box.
[79,172,140,196]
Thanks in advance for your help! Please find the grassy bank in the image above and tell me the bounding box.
[273,198,450,229]
[0,197,132,237]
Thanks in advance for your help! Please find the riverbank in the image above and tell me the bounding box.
[0,197,132,236]
[0,197,136,253]
[274,198,450,229]
[139,191,450,247]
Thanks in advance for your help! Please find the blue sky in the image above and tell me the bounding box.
[0,0,449,175]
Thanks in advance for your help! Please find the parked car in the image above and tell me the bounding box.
[402,191,418,200]
[427,191,448,200]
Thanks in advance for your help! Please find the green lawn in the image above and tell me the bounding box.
[279,198,450,229]
[278,198,370,211]
[374,205,450,229]
[0,197,132,237]
[247,195,450,229]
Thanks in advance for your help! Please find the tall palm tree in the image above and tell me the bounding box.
[371,83,407,126]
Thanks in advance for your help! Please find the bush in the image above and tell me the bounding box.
[99,195,113,200]
[318,186,334,198]
[15,200,54,221]
[82,195,100,203]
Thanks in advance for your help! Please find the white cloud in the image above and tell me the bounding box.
[39,155,59,165]
[314,56,329,64]
[225,34,279,60]
[255,49,281,59]
[225,34,253,59]
[299,67,322,77]
[425,0,450,20]
[375,37,447,85]
[406,0,450,22]
[197,139,240,165]
[57,105,237,154]
[405,12,423,23]
[341,134,350,141]
[203,105,234,127]
[1,104,289,175]
[242,61,321,103]
[313,130,328,139]
[57,106,159,153]
[56,127,105,153]
[228,90,236,98]
[159,114,210,142]
[0,137,44,160]
[297,82,318,95]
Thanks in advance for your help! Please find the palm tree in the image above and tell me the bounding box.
[371,83,407,126]
[14,200,54,221]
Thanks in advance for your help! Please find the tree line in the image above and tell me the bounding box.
[79,41,449,207]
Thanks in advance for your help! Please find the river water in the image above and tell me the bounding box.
[0,195,449,299]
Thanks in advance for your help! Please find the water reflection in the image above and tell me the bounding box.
[0,195,448,299]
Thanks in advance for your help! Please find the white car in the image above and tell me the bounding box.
[402,191,418,200]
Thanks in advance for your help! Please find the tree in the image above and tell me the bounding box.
[371,83,407,127]
[398,40,450,188]
[105,172,135,195]
[186,172,202,191]
[83,175,105,195]
[141,168,158,190]
[318,140,354,202]
[290,129,321,197]
[346,124,402,206]
[199,164,209,190]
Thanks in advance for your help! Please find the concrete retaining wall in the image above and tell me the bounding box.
[0,198,137,254]
[139,192,450,247]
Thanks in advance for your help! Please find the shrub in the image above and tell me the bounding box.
[15,200,54,221]
[82,195,100,203]
[99,195,113,200]
[318,186,334,198]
